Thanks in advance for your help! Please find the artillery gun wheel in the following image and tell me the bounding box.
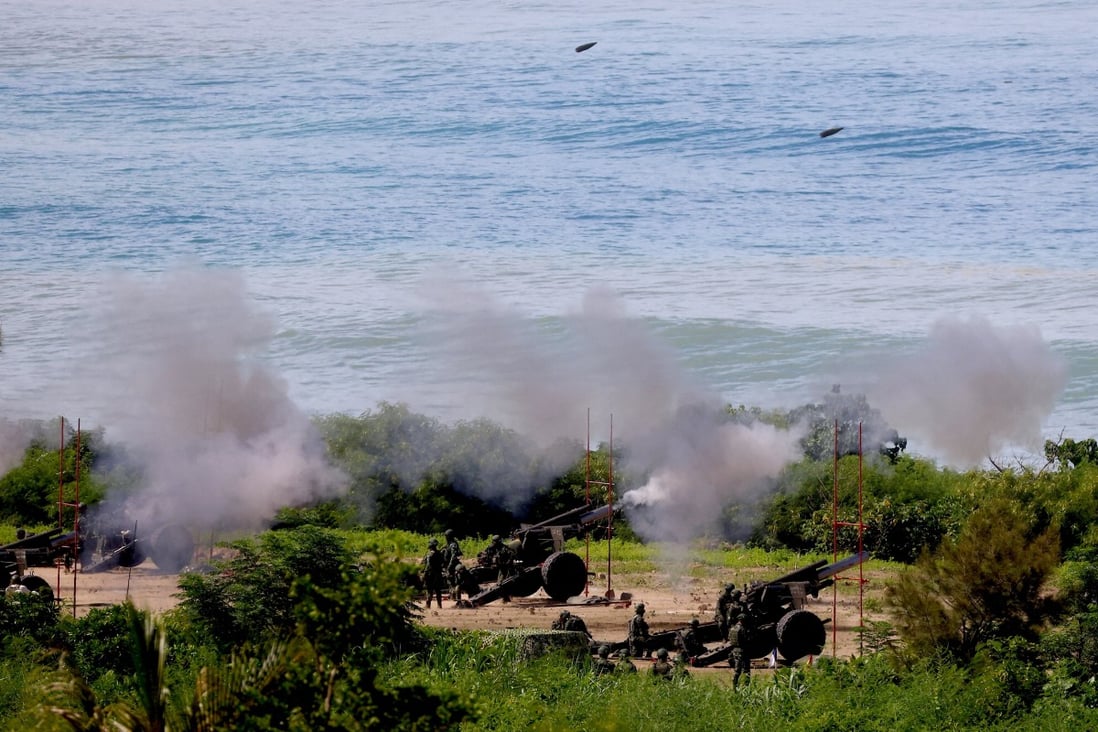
[540,551,587,602]
[149,524,195,573]
[508,568,544,598]
[19,575,54,600]
[776,609,826,661]
[100,535,146,568]
[744,623,779,659]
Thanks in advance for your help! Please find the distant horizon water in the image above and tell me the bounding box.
[3,0,1098,481]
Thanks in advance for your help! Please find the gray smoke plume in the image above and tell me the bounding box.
[412,278,804,540]
[620,408,805,543]
[411,281,706,447]
[0,418,38,476]
[85,266,345,530]
[858,316,1067,466]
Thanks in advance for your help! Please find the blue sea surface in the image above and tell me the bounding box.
[2,0,1097,465]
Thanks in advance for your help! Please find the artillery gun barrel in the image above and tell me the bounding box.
[1,527,64,551]
[517,502,612,535]
[765,552,867,588]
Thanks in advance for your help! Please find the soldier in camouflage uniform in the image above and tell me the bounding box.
[592,645,616,675]
[679,617,706,660]
[627,603,650,658]
[421,538,445,608]
[728,613,752,689]
[616,652,638,674]
[649,647,673,680]
[715,583,736,637]
[672,651,692,680]
[443,529,463,598]
[552,609,591,638]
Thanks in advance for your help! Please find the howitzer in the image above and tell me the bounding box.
[0,527,76,597]
[464,503,615,606]
[733,552,867,662]
[591,552,868,664]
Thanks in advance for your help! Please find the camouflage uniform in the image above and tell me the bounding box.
[443,530,464,599]
[728,615,752,689]
[482,536,517,584]
[592,645,616,675]
[627,603,650,658]
[552,610,591,638]
[715,584,734,637]
[649,648,673,680]
[672,651,692,680]
[679,618,706,659]
[615,655,638,674]
[422,539,445,608]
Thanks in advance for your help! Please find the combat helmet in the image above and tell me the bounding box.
[656,648,668,660]
[444,528,454,538]
[635,603,646,614]
[598,645,611,658]
[428,538,438,548]
[736,613,746,622]
[491,534,502,544]
[690,618,700,628]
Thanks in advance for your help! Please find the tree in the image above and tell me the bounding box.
[885,498,1060,663]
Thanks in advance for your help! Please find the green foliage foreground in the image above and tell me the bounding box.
[382,631,1098,732]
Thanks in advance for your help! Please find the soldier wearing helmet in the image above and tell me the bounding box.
[442,529,463,599]
[592,644,615,675]
[679,617,706,659]
[421,537,445,608]
[715,583,735,636]
[650,647,673,679]
[728,613,752,689]
[627,603,650,658]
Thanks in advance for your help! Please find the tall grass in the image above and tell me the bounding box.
[381,637,1098,732]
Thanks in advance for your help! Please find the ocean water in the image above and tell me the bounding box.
[2,0,1098,469]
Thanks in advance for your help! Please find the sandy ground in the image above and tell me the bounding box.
[42,557,891,683]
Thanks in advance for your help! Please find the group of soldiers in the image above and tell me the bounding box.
[420,529,471,608]
[420,530,520,608]
[716,582,755,688]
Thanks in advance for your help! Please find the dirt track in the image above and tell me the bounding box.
[43,558,888,682]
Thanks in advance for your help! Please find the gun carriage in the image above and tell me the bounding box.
[462,503,614,606]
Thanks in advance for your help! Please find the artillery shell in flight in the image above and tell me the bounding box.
[575,42,597,53]
[819,126,844,138]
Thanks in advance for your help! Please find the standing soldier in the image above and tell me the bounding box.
[649,648,673,680]
[627,603,650,659]
[728,613,752,689]
[443,529,463,599]
[715,583,734,637]
[421,538,445,609]
[592,645,616,675]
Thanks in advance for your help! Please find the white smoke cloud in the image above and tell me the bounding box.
[85,266,346,530]
[412,277,805,541]
[859,316,1067,466]
[620,412,805,543]
[0,419,36,477]
[412,279,709,448]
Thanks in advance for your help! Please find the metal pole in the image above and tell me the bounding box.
[607,414,613,597]
[832,418,839,658]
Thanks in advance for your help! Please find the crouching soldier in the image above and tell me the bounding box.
[650,648,673,680]
[592,645,616,675]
